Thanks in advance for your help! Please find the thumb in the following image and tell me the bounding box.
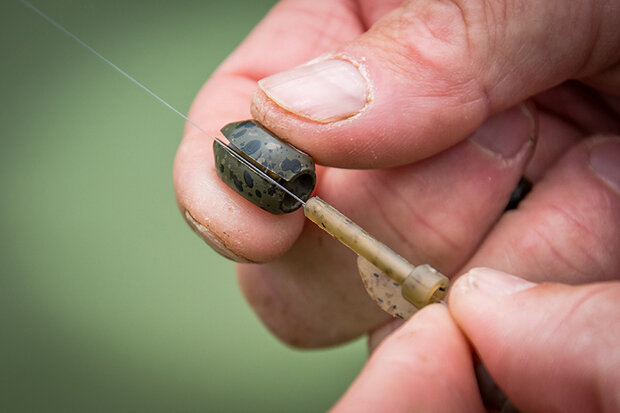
[251,0,620,168]
[450,268,620,413]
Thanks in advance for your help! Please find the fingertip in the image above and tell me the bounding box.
[255,57,371,123]
[373,303,472,385]
[451,277,620,413]
[173,131,306,263]
[451,267,538,300]
[182,208,252,263]
[448,267,543,351]
[248,2,493,169]
[468,102,538,161]
[461,134,620,285]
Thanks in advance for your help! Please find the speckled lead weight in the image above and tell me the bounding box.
[214,120,316,214]
[304,197,449,309]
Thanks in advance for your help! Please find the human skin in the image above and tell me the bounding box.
[332,268,620,412]
[174,0,620,409]
[174,0,620,346]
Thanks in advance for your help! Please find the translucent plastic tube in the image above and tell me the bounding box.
[304,197,449,309]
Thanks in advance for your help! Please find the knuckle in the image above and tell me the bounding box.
[366,0,491,111]
[372,0,473,71]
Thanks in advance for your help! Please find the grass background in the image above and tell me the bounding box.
[1,1,366,411]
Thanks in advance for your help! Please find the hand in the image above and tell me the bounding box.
[333,268,620,412]
[173,0,620,346]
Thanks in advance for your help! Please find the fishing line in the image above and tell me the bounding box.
[20,0,451,313]
[19,0,305,205]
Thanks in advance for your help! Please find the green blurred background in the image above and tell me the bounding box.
[1,1,366,411]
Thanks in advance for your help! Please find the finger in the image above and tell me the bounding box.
[367,319,405,354]
[525,83,620,181]
[332,305,484,412]
[174,0,375,262]
[524,110,583,182]
[533,82,620,138]
[450,268,620,413]
[461,136,620,284]
[238,104,536,346]
[252,0,620,168]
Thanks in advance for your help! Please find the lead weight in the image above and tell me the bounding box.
[213,120,316,214]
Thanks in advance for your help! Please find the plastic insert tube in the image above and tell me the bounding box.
[304,197,449,309]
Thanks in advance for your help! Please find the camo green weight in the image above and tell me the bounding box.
[214,120,316,214]
[213,120,449,312]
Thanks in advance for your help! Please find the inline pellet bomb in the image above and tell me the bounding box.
[213,120,316,214]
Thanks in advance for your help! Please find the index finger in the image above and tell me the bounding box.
[173,0,393,261]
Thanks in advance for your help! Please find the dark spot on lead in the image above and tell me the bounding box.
[255,190,262,198]
[243,170,254,188]
[231,122,250,138]
[281,158,301,173]
[229,171,243,192]
[242,140,261,155]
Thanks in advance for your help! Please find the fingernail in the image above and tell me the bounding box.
[183,209,250,263]
[589,137,620,194]
[258,58,370,123]
[462,267,537,295]
[470,103,537,159]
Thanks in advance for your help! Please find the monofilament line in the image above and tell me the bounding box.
[19,0,305,206]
